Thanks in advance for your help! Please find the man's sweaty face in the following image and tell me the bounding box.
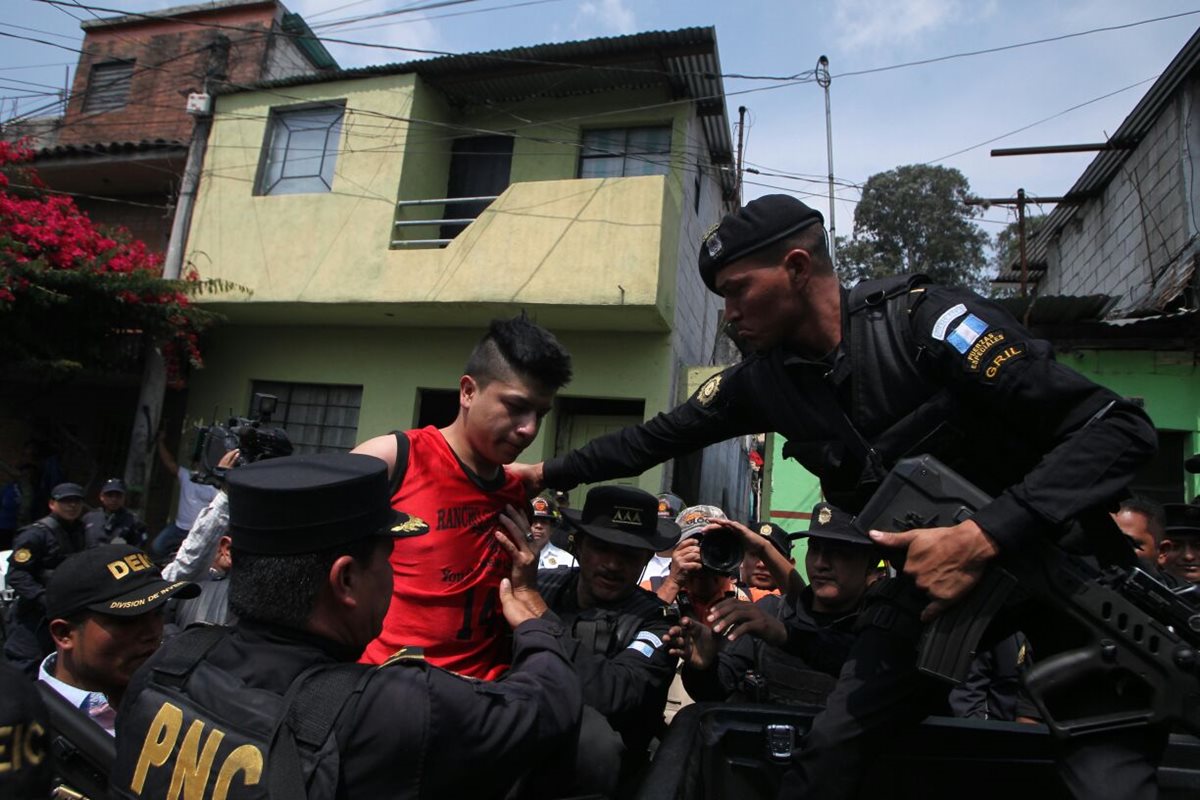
[805,539,873,614]
[577,536,648,606]
[716,258,802,351]
[465,376,554,466]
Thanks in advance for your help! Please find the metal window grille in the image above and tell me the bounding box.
[256,103,344,196]
[579,126,672,179]
[249,380,363,454]
[82,61,134,113]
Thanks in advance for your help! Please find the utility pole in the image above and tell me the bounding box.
[735,105,747,205]
[816,55,836,270]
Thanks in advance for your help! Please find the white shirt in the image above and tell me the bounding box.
[639,554,672,585]
[163,490,228,582]
[538,542,576,570]
[175,466,218,530]
[38,653,116,736]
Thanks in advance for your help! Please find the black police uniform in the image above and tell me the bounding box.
[4,514,95,675]
[110,452,582,800]
[81,507,148,549]
[114,617,579,799]
[542,196,1160,800]
[538,567,676,789]
[0,660,50,800]
[682,589,859,707]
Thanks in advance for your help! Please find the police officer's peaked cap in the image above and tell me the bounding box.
[101,477,127,494]
[749,521,793,558]
[795,502,873,546]
[698,194,824,294]
[561,485,679,552]
[226,452,428,555]
[1164,503,1200,537]
[50,482,84,500]
[46,543,199,620]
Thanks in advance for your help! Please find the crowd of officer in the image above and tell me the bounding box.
[3,192,1200,800]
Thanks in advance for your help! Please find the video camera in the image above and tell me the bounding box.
[192,393,293,486]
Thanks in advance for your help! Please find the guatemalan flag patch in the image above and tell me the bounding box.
[945,314,989,354]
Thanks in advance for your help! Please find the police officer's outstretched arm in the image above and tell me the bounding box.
[869,288,1158,619]
[518,365,761,494]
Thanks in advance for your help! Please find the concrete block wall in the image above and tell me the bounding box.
[1044,88,1191,309]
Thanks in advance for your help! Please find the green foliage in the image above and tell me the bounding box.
[836,164,989,290]
[992,213,1048,274]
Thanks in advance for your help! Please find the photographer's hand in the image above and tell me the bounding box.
[657,538,702,605]
[217,449,240,470]
[709,519,804,597]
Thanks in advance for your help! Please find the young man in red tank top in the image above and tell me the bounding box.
[353,316,572,679]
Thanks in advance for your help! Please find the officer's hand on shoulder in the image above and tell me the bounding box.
[507,462,545,497]
[869,520,999,622]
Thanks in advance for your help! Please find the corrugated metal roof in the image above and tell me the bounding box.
[1000,25,1200,276]
[33,139,187,160]
[236,27,735,192]
[993,293,1116,325]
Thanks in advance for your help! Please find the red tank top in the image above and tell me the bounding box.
[360,427,527,680]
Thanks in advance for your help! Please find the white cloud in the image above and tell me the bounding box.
[832,0,970,51]
[571,0,638,37]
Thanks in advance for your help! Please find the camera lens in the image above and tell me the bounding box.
[700,529,743,574]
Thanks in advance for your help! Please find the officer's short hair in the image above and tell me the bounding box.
[464,315,572,391]
[1119,496,1165,543]
[228,535,383,629]
[752,225,832,275]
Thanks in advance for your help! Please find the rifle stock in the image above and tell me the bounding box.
[36,682,114,800]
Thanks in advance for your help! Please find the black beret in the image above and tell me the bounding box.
[226,452,428,555]
[698,194,824,294]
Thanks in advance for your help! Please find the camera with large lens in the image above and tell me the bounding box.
[698,527,744,574]
[192,393,293,485]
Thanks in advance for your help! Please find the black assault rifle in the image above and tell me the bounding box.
[36,682,114,799]
[855,455,1200,739]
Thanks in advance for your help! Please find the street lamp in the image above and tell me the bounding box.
[816,55,836,271]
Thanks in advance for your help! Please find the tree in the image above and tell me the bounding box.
[991,213,1048,275]
[837,164,989,290]
[0,139,223,386]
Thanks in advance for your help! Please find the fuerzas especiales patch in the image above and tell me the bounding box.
[945,314,989,354]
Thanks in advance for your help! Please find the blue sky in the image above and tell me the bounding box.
[3,0,1200,241]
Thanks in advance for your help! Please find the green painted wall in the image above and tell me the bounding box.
[193,77,693,315]
[182,324,675,492]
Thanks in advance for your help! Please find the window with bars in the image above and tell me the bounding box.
[249,381,362,454]
[83,61,134,113]
[255,102,345,196]
[578,126,672,179]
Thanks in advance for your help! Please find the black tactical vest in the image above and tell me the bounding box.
[111,627,372,800]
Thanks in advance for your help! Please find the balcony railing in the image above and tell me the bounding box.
[391,195,500,248]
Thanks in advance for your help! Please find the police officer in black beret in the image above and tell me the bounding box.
[513,194,1161,799]
[82,478,148,549]
[5,482,102,676]
[109,453,581,800]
